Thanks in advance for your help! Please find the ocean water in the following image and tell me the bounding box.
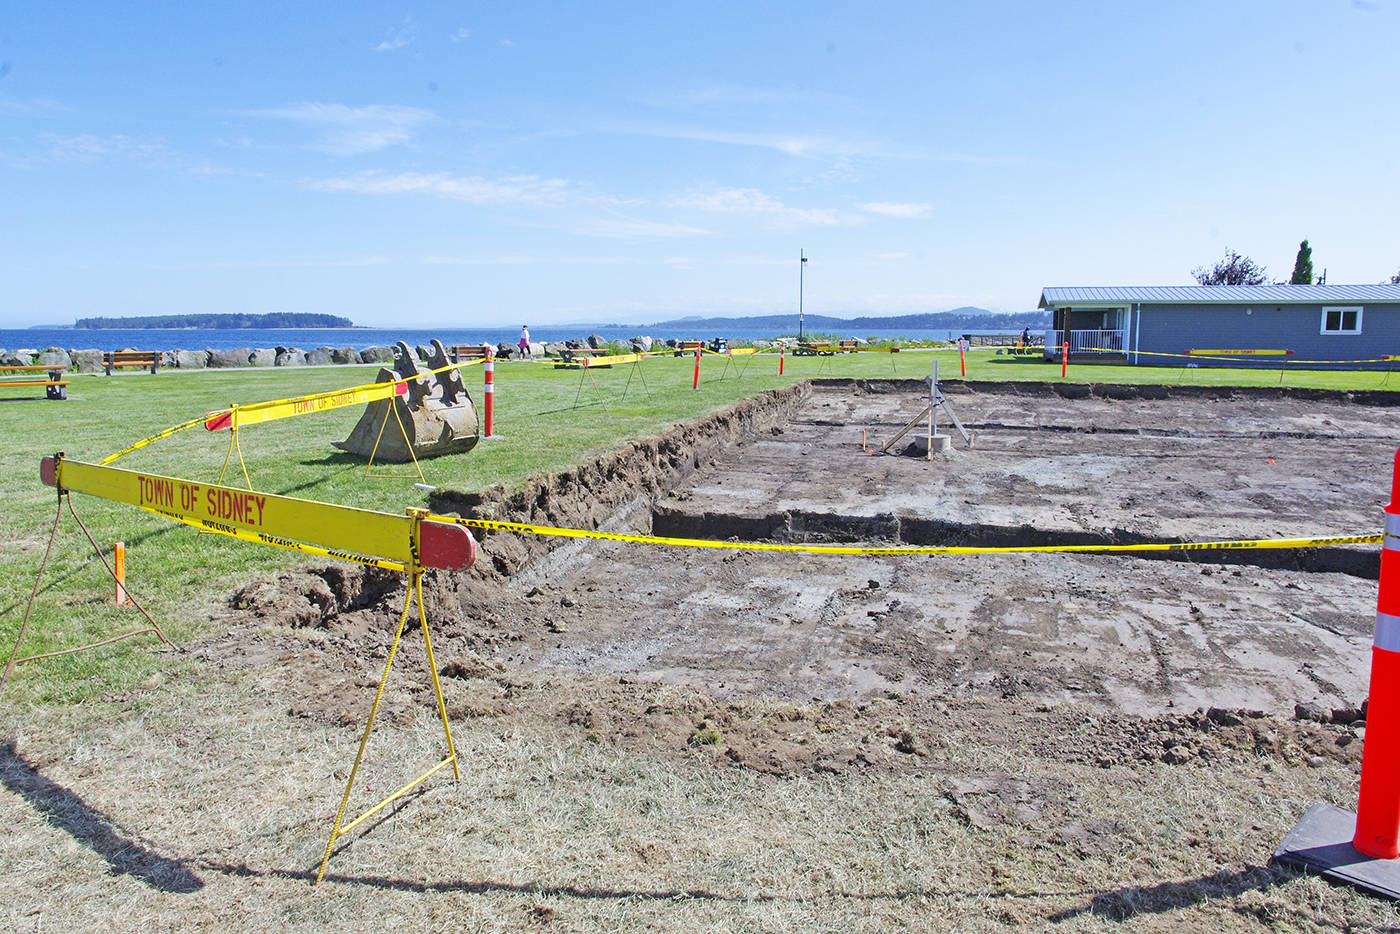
[0,324,1018,354]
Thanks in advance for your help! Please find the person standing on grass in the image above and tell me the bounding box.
[519,325,531,359]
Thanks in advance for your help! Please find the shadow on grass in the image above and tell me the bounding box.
[0,739,203,893]
[202,856,749,899]
[1047,864,1295,923]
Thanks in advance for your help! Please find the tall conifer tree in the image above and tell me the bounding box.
[1290,240,1314,285]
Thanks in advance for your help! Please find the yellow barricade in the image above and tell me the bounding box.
[1186,348,1293,357]
[49,456,426,570]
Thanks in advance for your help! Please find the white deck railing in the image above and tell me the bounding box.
[1044,329,1127,354]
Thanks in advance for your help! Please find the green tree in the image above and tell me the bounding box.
[1192,249,1269,286]
[1289,240,1314,285]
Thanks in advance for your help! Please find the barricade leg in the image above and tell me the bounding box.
[1274,447,1400,897]
[315,568,459,885]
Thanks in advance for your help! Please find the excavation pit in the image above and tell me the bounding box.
[221,378,1398,769]
[477,379,1393,718]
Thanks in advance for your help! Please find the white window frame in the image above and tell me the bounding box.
[1320,306,1363,335]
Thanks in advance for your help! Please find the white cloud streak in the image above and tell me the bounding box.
[245,103,436,155]
[312,170,571,206]
[860,201,933,219]
[375,19,414,51]
[670,187,848,226]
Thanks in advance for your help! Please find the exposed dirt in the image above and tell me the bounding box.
[203,379,1398,779]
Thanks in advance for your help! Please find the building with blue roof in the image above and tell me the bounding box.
[1037,284,1400,368]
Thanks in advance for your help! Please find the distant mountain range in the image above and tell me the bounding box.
[647,307,1050,331]
[74,313,355,329]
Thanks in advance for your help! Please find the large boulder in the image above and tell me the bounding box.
[175,350,209,369]
[208,347,251,368]
[330,346,357,365]
[494,342,516,359]
[275,349,306,367]
[543,341,569,357]
[249,348,277,367]
[359,345,394,364]
[415,344,434,362]
[36,348,71,369]
[69,349,105,373]
[586,333,607,349]
[629,335,654,353]
[306,347,334,365]
[160,350,178,369]
[2,351,32,366]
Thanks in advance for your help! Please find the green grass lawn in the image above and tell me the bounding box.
[2,348,1395,704]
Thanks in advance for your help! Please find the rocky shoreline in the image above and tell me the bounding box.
[0,333,801,372]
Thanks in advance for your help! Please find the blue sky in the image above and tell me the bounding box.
[3,1,1398,327]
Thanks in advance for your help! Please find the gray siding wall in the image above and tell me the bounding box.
[1133,302,1400,368]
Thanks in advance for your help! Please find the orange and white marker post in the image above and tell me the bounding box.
[959,339,967,377]
[483,348,495,438]
[1355,448,1400,858]
[779,343,785,376]
[114,541,127,606]
[1062,340,1069,378]
[693,347,701,390]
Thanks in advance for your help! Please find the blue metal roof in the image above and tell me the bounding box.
[1039,284,1400,307]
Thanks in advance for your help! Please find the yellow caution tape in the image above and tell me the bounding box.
[152,508,409,572]
[1086,347,1395,365]
[430,512,1380,556]
[101,412,214,465]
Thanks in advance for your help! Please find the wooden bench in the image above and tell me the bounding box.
[793,341,836,356]
[447,344,493,363]
[0,365,70,399]
[672,340,704,356]
[838,340,858,352]
[556,347,609,363]
[105,350,160,375]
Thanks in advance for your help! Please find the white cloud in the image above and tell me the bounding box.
[499,38,517,47]
[861,201,933,219]
[576,217,711,240]
[0,97,72,117]
[375,19,415,51]
[245,103,435,155]
[313,170,571,206]
[423,255,637,266]
[616,124,916,161]
[670,187,847,226]
[450,27,471,42]
[41,133,165,162]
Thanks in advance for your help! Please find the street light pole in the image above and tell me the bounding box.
[799,249,807,341]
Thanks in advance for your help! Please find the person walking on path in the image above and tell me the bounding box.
[519,325,531,359]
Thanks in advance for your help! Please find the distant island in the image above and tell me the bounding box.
[73,313,355,329]
[647,307,1049,331]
